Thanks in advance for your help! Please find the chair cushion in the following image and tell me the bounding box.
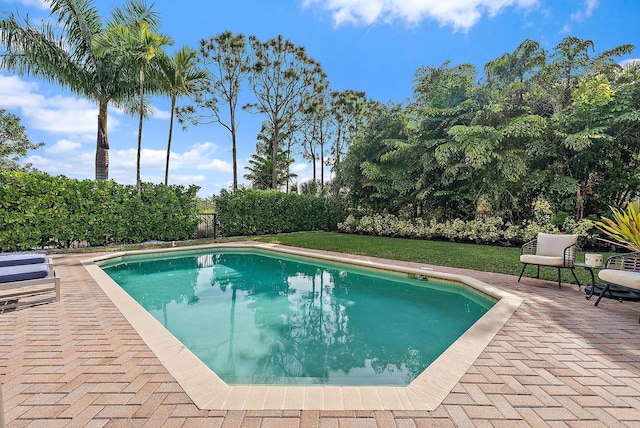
[0,253,47,267]
[520,254,567,267]
[598,269,640,291]
[536,233,578,257]
[0,264,50,284]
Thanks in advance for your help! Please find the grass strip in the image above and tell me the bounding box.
[253,231,616,285]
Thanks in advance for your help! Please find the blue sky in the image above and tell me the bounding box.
[1,0,639,197]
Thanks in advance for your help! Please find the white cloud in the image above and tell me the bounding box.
[171,174,209,185]
[25,151,94,176]
[570,0,599,22]
[22,98,98,136]
[303,0,539,31]
[111,148,139,170]
[8,0,48,8]
[44,139,82,155]
[621,58,640,67]
[152,108,171,120]
[0,74,43,109]
[198,158,234,172]
[0,73,124,141]
[558,23,571,34]
[292,163,308,173]
[172,142,234,172]
[109,142,233,177]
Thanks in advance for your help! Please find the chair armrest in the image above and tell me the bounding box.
[563,243,578,267]
[521,239,537,255]
[603,252,640,272]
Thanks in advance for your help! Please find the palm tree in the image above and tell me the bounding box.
[94,0,172,188]
[157,46,207,185]
[0,0,139,180]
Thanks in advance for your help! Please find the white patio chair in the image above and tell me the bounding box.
[518,232,581,289]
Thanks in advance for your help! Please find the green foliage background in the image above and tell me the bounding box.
[336,38,640,225]
[215,188,346,236]
[0,171,200,251]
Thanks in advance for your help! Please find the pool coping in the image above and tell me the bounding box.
[81,241,523,411]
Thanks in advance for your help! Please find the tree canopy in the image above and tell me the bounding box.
[0,109,43,172]
[338,36,639,224]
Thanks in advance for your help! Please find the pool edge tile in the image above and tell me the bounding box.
[263,386,288,410]
[283,387,306,409]
[341,387,364,410]
[245,386,269,409]
[358,387,383,410]
[321,387,344,410]
[303,387,324,410]
[220,387,250,410]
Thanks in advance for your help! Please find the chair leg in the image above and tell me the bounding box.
[557,268,562,289]
[569,268,581,287]
[518,264,527,282]
[594,283,610,306]
[536,265,540,279]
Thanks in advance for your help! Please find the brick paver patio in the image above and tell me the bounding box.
[1,246,639,427]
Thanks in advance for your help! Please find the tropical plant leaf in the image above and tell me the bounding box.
[595,202,640,252]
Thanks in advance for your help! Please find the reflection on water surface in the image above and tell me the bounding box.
[103,250,493,386]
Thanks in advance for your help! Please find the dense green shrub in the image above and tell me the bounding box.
[338,213,596,247]
[215,188,346,236]
[0,171,200,251]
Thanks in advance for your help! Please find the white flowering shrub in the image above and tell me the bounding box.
[336,207,595,247]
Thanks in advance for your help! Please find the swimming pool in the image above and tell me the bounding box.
[84,242,522,410]
[100,248,495,387]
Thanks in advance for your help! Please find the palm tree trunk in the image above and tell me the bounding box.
[165,96,176,186]
[95,100,109,181]
[136,68,144,189]
[230,100,238,190]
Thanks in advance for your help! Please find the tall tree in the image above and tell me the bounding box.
[535,36,633,112]
[410,61,481,219]
[0,109,43,171]
[94,0,172,188]
[245,34,327,190]
[294,87,332,186]
[0,0,137,180]
[533,36,635,218]
[484,38,546,108]
[179,31,250,190]
[338,104,422,215]
[329,89,367,172]
[157,46,207,185]
[438,41,548,219]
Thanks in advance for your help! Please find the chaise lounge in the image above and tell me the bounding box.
[0,252,48,267]
[594,252,640,323]
[518,232,581,289]
[0,254,60,312]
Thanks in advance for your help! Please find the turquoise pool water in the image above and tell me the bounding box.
[101,249,495,386]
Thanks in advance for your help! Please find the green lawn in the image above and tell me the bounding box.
[252,231,616,285]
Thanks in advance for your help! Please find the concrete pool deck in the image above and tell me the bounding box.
[1,242,640,426]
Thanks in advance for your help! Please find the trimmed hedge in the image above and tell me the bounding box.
[215,188,346,236]
[0,171,201,251]
[337,213,596,247]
